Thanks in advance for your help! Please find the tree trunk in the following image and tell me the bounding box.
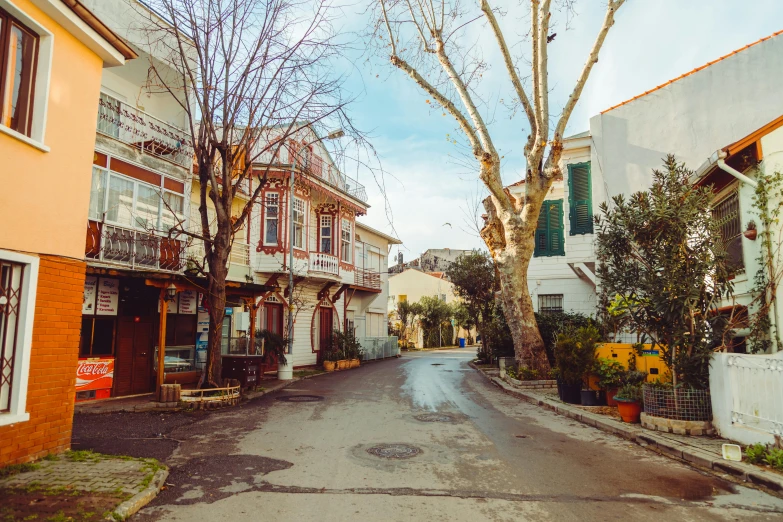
[203,226,231,388]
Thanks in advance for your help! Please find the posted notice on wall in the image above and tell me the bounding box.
[158,294,178,314]
[179,290,197,314]
[96,278,119,316]
[83,276,97,314]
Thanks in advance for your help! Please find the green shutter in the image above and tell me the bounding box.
[568,162,593,235]
[534,200,565,257]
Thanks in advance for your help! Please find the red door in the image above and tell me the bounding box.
[318,306,333,363]
[115,317,154,396]
[261,302,283,372]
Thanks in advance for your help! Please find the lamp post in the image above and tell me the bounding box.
[278,129,344,380]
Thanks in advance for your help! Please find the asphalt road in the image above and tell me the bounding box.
[73,348,783,521]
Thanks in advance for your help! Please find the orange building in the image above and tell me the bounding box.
[0,0,135,466]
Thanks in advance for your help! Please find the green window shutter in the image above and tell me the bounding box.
[534,200,565,257]
[568,162,593,235]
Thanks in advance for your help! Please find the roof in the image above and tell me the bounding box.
[602,29,783,114]
[355,222,402,245]
[63,0,138,60]
[564,130,590,140]
[428,272,445,279]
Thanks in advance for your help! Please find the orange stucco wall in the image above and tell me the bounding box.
[0,0,105,260]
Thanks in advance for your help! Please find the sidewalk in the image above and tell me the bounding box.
[0,451,168,521]
[471,363,783,496]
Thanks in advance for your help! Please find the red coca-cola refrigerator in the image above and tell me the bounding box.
[75,358,114,401]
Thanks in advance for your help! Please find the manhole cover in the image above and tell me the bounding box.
[366,443,422,459]
[414,413,456,423]
[275,395,324,402]
[431,363,444,366]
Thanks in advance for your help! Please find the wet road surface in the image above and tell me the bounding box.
[73,348,783,521]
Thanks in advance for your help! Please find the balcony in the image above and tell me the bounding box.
[186,241,251,268]
[309,252,339,276]
[97,93,193,169]
[354,268,381,292]
[86,221,185,272]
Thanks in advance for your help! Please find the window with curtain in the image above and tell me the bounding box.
[341,219,352,262]
[534,200,565,257]
[293,198,305,249]
[0,11,38,136]
[320,215,332,253]
[568,162,593,235]
[264,193,279,245]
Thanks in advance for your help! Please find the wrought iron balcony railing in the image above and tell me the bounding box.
[86,221,185,272]
[97,93,193,169]
[354,268,381,291]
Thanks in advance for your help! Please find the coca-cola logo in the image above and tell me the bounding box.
[77,362,111,376]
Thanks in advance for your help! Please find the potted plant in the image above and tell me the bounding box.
[614,383,643,423]
[554,325,600,405]
[593,357,625,406]
[332,330,362,370]
[744,220,757,240]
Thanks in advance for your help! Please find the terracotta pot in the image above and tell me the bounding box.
[323,361,337,372]
[350,358,360,368]
[744,229,757,240]
[337,359,349,370]
[606,387,619,407]
[616,400,642,423]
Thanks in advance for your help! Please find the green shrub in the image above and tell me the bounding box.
[519,367,539,381]
[615,383,643,402]
[623,370,648,386]
[745,443,767,464]
[764,448,783,470]
[554,325,600,386]
[505,366,517,379]
[535,311,594,367]
[593,358,625,389]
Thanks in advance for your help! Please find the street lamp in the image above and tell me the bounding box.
[278,128,344,380]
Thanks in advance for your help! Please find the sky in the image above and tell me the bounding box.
[327,0,783,261]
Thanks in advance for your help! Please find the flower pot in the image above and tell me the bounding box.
[605,387,619,407]
[580,389,605,406]
[323,361,337,372]
[560,383,581,404]
[616,399,642,423]
[337,359,349,370]
[744,229,757,240]
[350,358,360,368]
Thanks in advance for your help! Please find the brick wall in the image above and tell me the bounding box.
[0,255,86,466]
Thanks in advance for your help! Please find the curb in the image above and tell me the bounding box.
[110,468,169,521]
[469,363,783,497]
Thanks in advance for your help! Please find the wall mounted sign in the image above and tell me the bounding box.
[82,276,97,314]
[96,278,119,316]
[179,290,197,314]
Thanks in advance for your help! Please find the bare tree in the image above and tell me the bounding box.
[370,0,626,371]
[141,0,356,386]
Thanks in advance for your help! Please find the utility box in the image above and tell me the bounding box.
[235,311,250,332]
[221,355,262,388]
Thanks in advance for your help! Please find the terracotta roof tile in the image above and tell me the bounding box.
[602,29,783,114]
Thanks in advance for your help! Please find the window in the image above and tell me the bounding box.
[538,294,563,314]
[0,251,38,426]
[399,294,407,303]
[534,200,565,257]
[568,162,593,235]
[0,9,38,137]
[264,193,279,246]
[320,215,332,254]
[713,190,744,273]
[341,219,352,263]
[161,192,185,233]
[311,155,323,177]
[292,198,305,249]
[80,317,115,357]
[439,294,447,302]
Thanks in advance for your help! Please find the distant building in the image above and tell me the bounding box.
[388,248,472,274]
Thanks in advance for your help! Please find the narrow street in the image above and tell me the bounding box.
[74,349,783,521]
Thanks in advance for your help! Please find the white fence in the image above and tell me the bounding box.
[359,336,399,361]
[710,352,783,445]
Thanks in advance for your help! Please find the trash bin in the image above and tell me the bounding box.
[459,337,466,348]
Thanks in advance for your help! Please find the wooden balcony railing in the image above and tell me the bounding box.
[85,221,185,272]
[309,252,339,276]
[354,268,381,291]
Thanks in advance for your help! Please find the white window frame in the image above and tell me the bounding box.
[320,215,332,254]
[0,0,53,152]
[292,197,306,250]
[341,219,352,263]
[0,249,38,427]
[263,192,280,246]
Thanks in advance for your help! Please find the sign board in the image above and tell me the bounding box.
[178,290,197,314]
[196,300,210,371]
[95,278,119,316]
[75,358,114,392]
[641,349,660,357]
[158,294,178,314]
[82,276,97,314]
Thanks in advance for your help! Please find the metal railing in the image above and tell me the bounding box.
[358,336,399,361]
[86,221,185,272]
[97,93,193,169]
[726,354,783,436]
[186,241,251,267]
[354,268,381,290]
[309,252,339,276]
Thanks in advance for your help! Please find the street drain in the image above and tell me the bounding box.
[414,413,456,423]
[430,363,444,366]
[366,443,422,459]
[275,395,324,402]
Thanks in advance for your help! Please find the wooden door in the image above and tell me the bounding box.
[261,302,283,372]
[318,306,333,362]
[114,317,154,396]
